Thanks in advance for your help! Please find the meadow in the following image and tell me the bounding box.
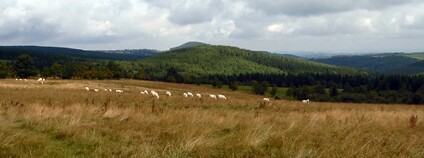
[0,79,423,157]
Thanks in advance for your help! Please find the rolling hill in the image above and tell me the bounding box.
[313,53,424,75]
[139,45,367,79]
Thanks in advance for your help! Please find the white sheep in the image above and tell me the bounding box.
[94,89,99,92]
[15,78,18,81]
[144,90,149,95]
[263,98,270,102]
[104,89,108,91]
[196,93,202,98]
[38,78,45,84]
[116,90,124,93]
[187,92,194,97]
[209,94,217,99]
[183,93,188,97]
[302,99,310,104]
[24,79,27,81]
[85,87,90,91]
[151,91,159,99]
[218,94,227,100]
[166,91,172,96]
[140,91,146,95]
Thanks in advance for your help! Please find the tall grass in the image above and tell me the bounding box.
[0,79,423,157]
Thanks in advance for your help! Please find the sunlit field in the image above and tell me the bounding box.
[0,79,423,157]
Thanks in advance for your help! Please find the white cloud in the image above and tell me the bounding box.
[268,24,285,32]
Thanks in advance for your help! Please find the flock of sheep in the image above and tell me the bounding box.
[84,87,229,101]
[84,86,311,104]
[13,78,310,104]
[262,97,309,104]
[15,78,46,84]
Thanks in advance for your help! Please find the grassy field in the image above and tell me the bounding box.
[0,79,423,157]
[222,85,289,99]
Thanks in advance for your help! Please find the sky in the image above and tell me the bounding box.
[1,0,424,53]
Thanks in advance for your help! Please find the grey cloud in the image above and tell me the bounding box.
[145,0,225,25]
[1,0,424,53]
[168,7,215,25]
[167,0,224,25]
[0,16,59,42]
[246,0,416,17]
[290,11,378,36]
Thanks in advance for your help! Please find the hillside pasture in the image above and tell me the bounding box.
[0,79,423,157]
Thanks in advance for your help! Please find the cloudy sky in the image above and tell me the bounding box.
[1,0,424,53]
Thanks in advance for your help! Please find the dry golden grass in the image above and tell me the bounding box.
[0,79,423,157]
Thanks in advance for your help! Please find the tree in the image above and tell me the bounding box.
[286,86,311,100]
[211,77,223,88]
[270,84,278,96]
[329,86,338,97]
[13,54,39,78]
[41,67,51,77]
[62,63,75,79]
[165,67,183,83]
[252,80,268,95]
[107,61,123,79]
[50,62,63,79]
[229,82,239,91]
[0,62,8,78]
[134,68,146,80]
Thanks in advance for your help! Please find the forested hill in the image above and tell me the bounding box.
[312,53,424,75]
[0,46,158,61]
[139,45,367,79]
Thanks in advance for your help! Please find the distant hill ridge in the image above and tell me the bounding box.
[313,53,424,75]
[0,45,158,61]
[169,41,209,50]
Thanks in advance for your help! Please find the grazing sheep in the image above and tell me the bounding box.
[109,89,112,92]
[140,91,146,95]
[116,90,124,93]
[144,90,149,95]
[15,78,18,80]
[218,94,227,100]
[263,98,270,102]
[183,93,188,97]
[94,89,99,92]
[37,78,45,84]
[24,79,27,81]
[187,92,194,97]
[166,91,172,96]
[151,91,159,99]
[104,89,108,91]
[85,87,90,91]
[302,99,310,104]
[209,94,217,99]
[196,93,201,98]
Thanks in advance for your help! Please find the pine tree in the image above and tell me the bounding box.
[13,54,39,78]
